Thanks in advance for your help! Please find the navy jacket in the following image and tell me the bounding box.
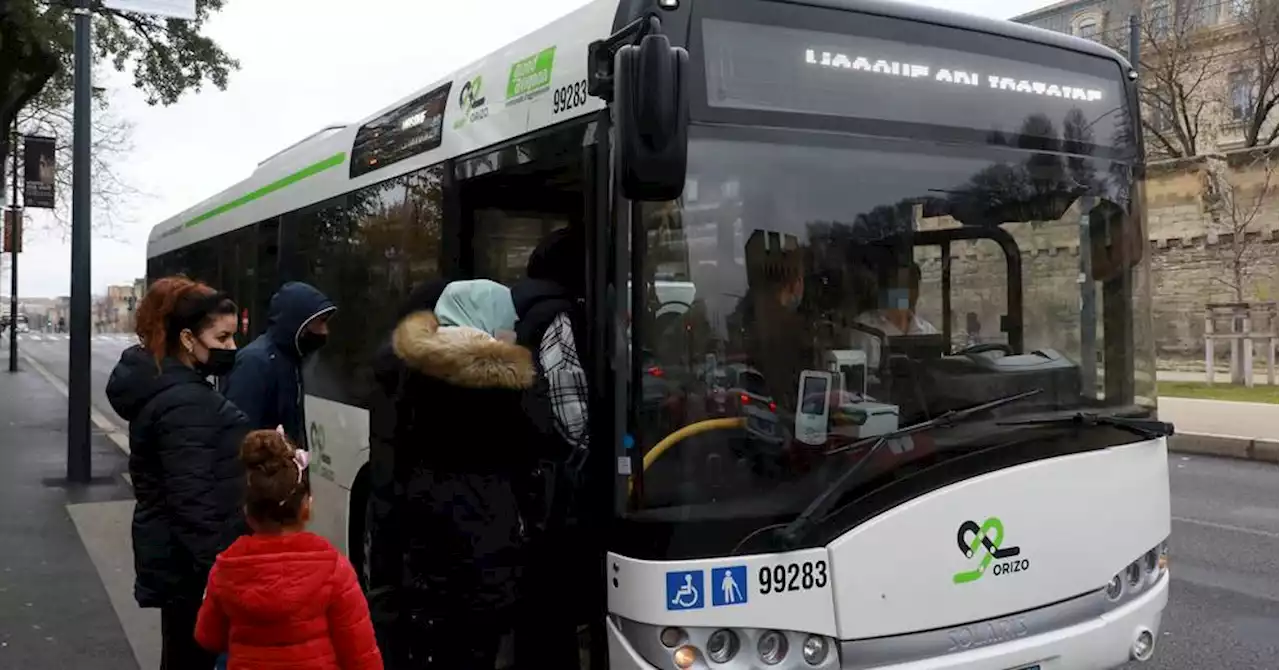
[222,282,335,443]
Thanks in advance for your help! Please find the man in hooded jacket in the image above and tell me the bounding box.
[222,282,336,444]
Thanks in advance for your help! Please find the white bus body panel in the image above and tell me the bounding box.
[146,0,613,258]
[608,438,1170,664]
[301,395,370,555]
[828,437,1171,639]
[608,548,839,636]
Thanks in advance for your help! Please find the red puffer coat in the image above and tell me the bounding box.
[195,531,382,670]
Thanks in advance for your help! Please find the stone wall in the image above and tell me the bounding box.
[908,146,1278,367]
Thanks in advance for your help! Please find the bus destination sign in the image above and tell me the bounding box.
[803,49,1105,104]
[703,19,1128,148]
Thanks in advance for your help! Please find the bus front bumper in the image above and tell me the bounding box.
[606,571,1169,670]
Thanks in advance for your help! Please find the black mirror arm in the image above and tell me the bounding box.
[588,14,664,102]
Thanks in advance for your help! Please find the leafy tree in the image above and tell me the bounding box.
[14,85,136,237]
[9,0,239,106]
[4,0,238,235]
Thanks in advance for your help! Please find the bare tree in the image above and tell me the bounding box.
[14,85,139,240]
[1111,1,1228,159]
[1234,0,1279,147]
[1204,147,1277,302]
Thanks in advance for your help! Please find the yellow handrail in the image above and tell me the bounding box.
[628,417,746,495]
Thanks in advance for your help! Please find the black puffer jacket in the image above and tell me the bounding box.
[106,346,250,608]
[368,310,538,620]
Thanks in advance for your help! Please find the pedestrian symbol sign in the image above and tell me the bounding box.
[665,570,704,610]
[711,566,748,607]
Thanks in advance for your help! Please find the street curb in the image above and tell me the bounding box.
[18,350,131,456]
[1169,433,1280,463]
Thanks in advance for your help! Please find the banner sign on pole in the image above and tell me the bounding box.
[101,0,196,20]
[22,135,56,209]
[3,209,22,254]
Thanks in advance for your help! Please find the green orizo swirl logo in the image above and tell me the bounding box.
[953,517,1028,584]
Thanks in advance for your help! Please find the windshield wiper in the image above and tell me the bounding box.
[770,388,1043,550]
[997,412,1175,440]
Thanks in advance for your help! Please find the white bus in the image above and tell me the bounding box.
[147,0,1172,667]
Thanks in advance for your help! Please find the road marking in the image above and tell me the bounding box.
[19,350,130,456]
[1173,516,1278,538]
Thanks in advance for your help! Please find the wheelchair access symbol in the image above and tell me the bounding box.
[665,570,704,610]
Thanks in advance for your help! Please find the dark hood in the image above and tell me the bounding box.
[511,278,573,320]
[525,227,584,297]
[106,345,208,422]
[266,282,336,357]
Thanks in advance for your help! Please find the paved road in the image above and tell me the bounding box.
[14,333,133,432]
[1132,453,1278,669]
[11,335,1278,669]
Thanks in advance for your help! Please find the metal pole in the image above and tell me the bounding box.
[9,123,18,372]
[67,0,92,483]
[1079,196,1097,398]
[1129,14,1140,77]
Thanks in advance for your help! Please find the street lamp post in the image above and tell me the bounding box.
[67,0,93,483]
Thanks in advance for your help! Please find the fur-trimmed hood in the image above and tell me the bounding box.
[391,310,535,389]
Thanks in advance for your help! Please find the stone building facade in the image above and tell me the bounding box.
[1002,0,1279,367]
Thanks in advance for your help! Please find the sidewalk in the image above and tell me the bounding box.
[0,369,138,670]
[1161,395,1279,463]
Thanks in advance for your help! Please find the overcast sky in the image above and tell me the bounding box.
[12,0,1050,298]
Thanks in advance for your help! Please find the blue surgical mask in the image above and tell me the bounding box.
[885,288,911,311]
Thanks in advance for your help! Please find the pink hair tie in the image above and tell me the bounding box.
[293,449,310,484]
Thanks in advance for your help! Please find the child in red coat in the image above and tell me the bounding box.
[196,429,383,670]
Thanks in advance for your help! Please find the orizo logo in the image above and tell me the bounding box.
[952,517,1029,584]
[459,76,486,111]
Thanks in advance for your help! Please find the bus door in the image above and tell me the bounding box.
[454,122,592,284]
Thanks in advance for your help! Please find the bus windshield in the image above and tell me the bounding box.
[626,124,1155,525]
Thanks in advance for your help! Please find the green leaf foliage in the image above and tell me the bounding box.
[6,0,238,106]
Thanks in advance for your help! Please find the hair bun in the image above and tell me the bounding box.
[240,429,294,474]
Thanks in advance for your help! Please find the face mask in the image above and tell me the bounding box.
[196,347,238,377]
[885,288,911,311]
[298,331,328,356]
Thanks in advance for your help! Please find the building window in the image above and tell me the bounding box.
[1149,0,1170,36]
[1229,70,1256,122]
[1187,0,1216,27]
[1145,99,1176,134]
[1074,15,1100,39]
[1230,0,1254,19]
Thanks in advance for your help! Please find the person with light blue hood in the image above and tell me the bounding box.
[369,278,538,668]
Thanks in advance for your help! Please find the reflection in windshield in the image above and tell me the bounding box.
[629,125,1152,514]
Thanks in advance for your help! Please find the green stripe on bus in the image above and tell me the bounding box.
[184,151,347,228]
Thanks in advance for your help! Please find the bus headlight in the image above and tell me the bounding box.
[1125,560,1142,588]
[1131,628,1156,661]
[802,635,829,665]
[659,627,685,648]
[758,630,788,665]
[673,645,697,669]
[1106,574,1124,600]
[706,629,739,663]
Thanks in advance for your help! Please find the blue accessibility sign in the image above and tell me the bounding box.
[711,565,748,607]
[666,570,705,610]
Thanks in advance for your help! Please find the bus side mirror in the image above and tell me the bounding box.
[614,32,688,202]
